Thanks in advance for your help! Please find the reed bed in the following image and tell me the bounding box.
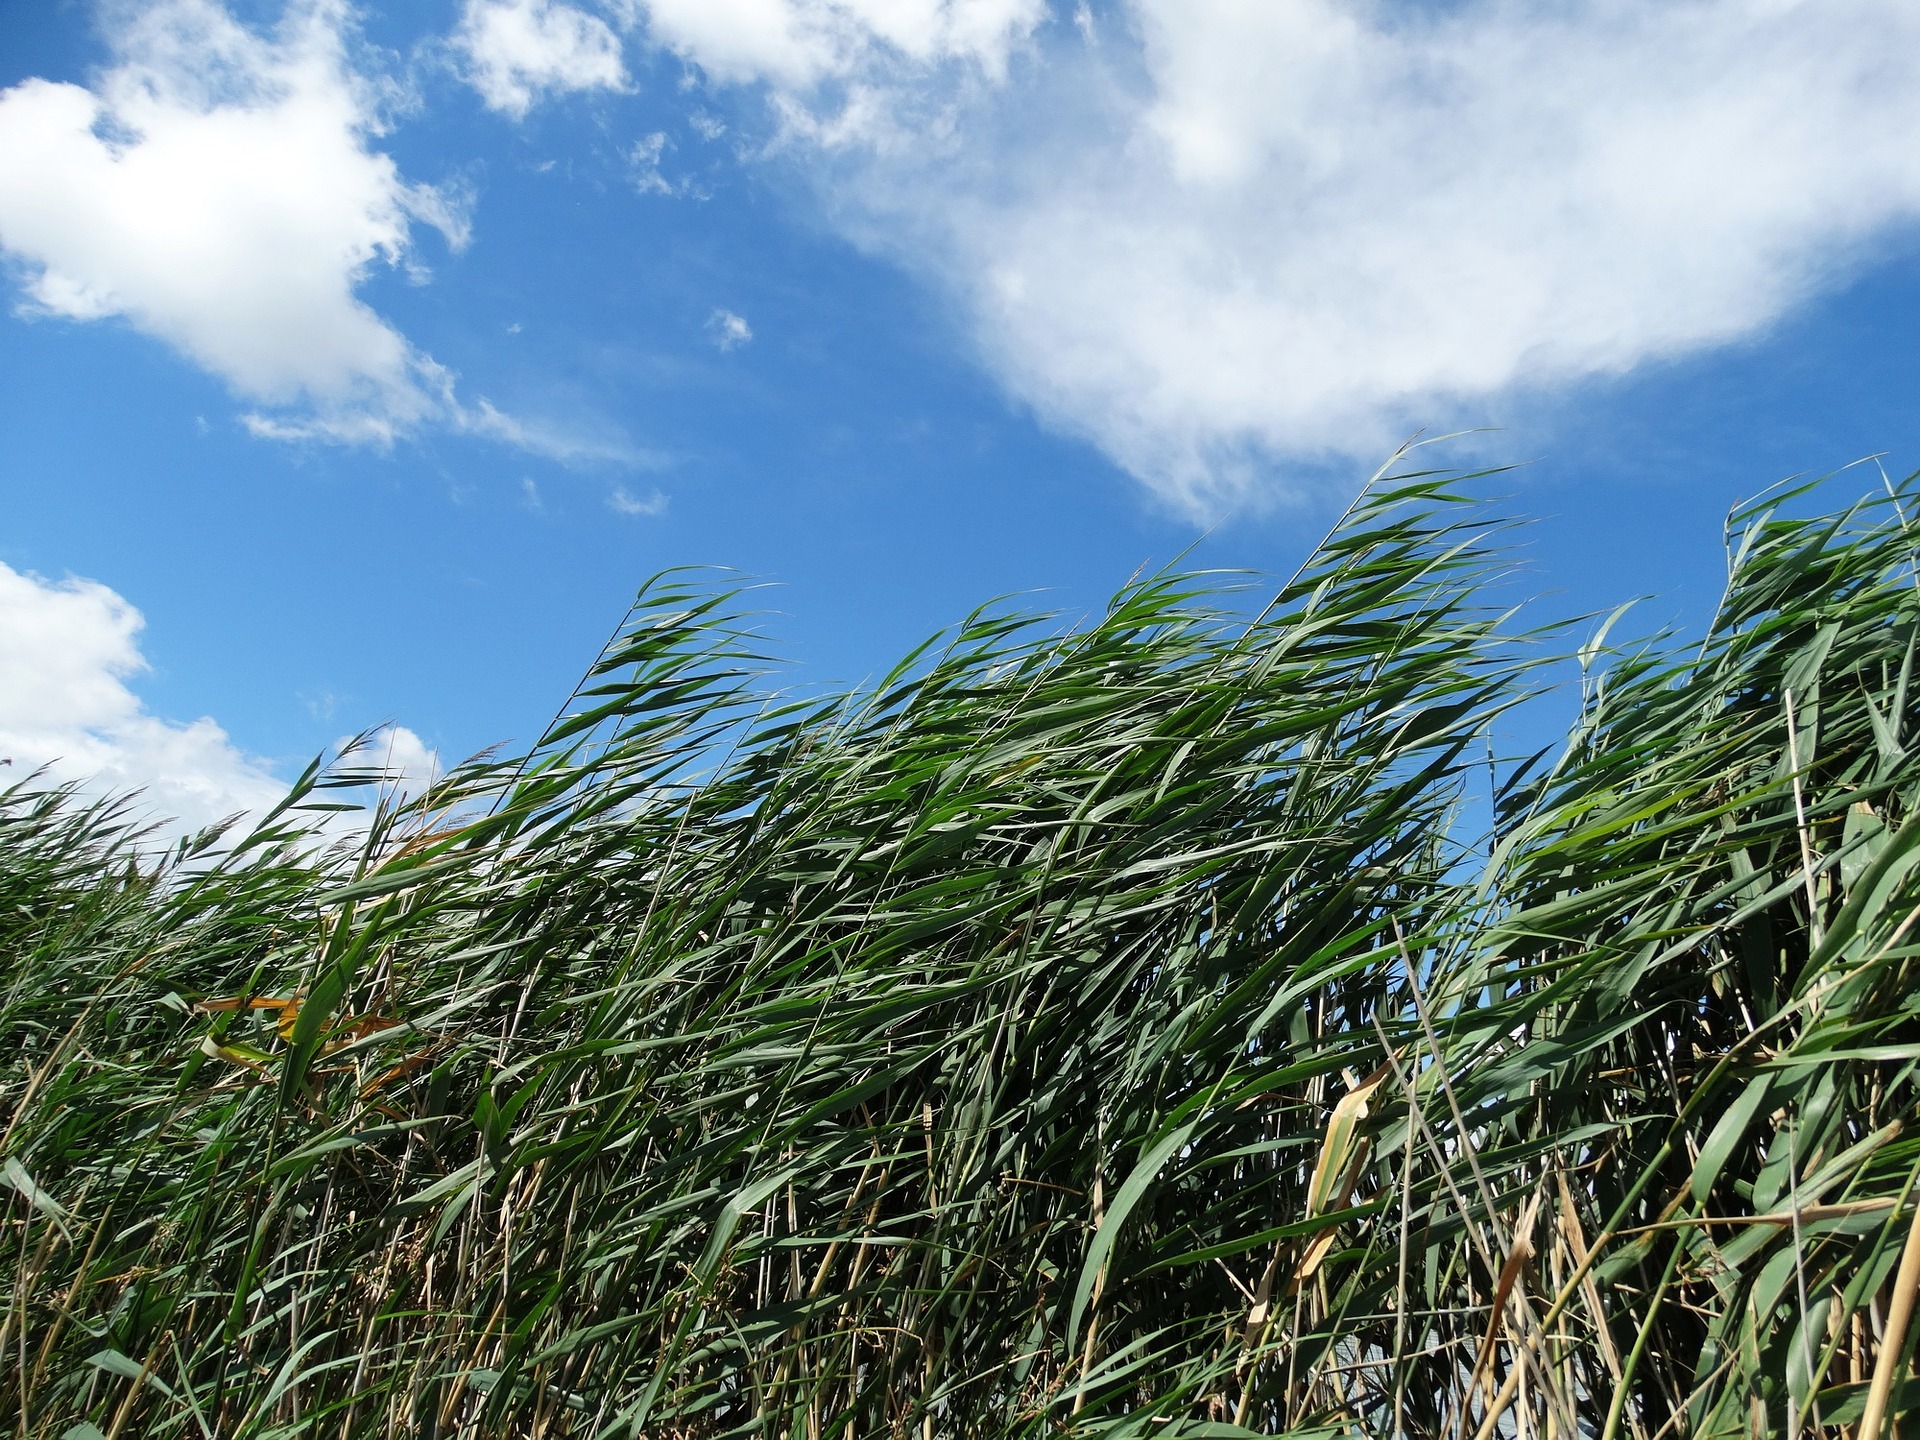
[8,464,1920,1438]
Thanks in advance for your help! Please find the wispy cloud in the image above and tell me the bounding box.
[462,399,646,467]
[633,0,1920,513]
[638,0,1043,89]
[630,130,675,194]
[609,485,667,516]
[705,307,752,351]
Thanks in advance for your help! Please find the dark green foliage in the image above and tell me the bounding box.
[8,467,1920,1438]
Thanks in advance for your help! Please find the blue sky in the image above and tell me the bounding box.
[4,0,1920,830]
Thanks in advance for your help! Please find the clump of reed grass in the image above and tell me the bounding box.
[8,463,1920,1439]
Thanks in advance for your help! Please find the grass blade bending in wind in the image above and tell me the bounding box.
[8,464,1920,1438]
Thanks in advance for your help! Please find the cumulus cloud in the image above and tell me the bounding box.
[0,556,442,838]
[638,0,1920,512]
[0,559,286,835]
[0,0,620,460]
[0,0,474,445]
[455,0,627,118]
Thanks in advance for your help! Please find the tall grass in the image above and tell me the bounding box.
[8,466,1920,1438]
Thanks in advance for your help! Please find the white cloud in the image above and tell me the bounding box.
[609,484,667,515]
[0,559,285,835]
[706,307,752,350]
[639,0,1045,90]
[0,0,471,446]
[455,0,628,118]
[629,130,715,199]
[337,723,440,797]
[630,130,676,194]
[463,398,645,465]
[638,0,1920,513]
[0,558,444,839]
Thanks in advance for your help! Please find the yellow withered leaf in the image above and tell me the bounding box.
[196,994,300,1016]
[1305,1060,1393,1218]
[1288,1058,1396,1291]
